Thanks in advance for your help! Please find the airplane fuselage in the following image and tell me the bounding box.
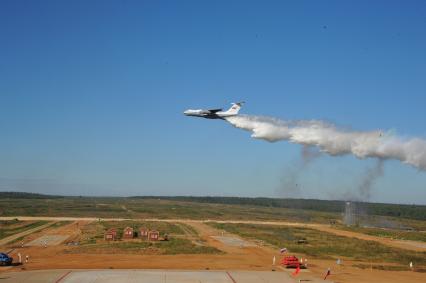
[183,109,235,119]
[183,102,244,120]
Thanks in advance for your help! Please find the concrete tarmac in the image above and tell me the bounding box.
[0,269,333,283]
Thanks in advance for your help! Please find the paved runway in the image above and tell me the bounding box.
[0,269,321,283]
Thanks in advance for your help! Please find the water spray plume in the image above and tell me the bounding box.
[359,160,384,199]
[225,115,426,171]
[301,145,322,166]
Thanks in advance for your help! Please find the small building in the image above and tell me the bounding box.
[105,228,117,241]
[123,227,134,239]
[148,230,160,241]
[139,228,149,239]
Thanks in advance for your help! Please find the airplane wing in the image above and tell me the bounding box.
[207,108,222,113]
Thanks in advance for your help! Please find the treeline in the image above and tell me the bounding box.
[131,196,426,221]
[0,191,63,199]
[365,202,426,221]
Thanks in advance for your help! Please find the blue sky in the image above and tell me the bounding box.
[1,1,425,204]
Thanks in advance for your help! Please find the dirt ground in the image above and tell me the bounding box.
[0,218,425,283]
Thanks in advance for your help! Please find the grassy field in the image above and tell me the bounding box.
[354,214,426,231]
[2,193,426,230]
[0,197,340,223]
[74,220,220,255]
[0,219,48,240]
[208,222,426,265]
[339,225,426,242]
[69,237,221,255]
[50,221,72,228]
[3,193,426,221]
[1,194,425,245]
[0,197,131,218]
[79,220,185,244]
[101,220,185,236]
[176,222,199,236]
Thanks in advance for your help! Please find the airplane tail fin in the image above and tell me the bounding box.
[224,101,245,115]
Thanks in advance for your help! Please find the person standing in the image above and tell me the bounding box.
[324,267,331,280]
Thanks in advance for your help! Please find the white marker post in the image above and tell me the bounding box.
[337,258,341,269]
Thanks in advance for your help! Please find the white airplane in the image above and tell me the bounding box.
[184,102,244,119]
